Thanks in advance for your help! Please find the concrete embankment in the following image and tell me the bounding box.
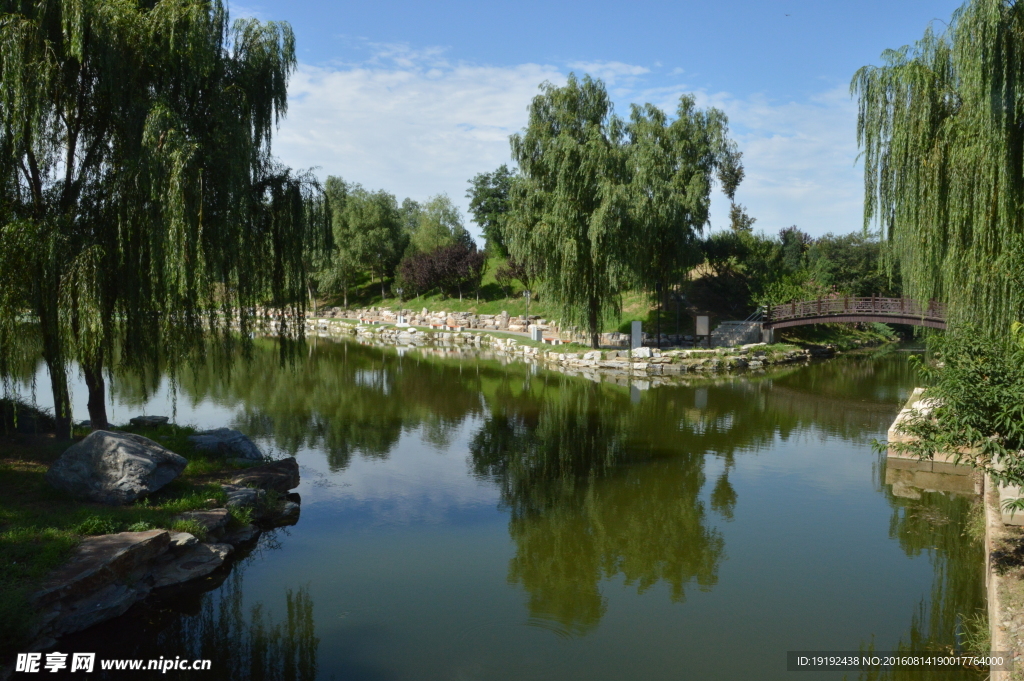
[888,390,1023,678]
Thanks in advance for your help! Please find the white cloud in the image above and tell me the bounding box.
[566,60,651,85]
[273,47,863,241]
[707,87,864,237]
[629,83,863,236]
[274,51,563,233]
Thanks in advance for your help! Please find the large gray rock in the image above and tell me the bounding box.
[46,432,187,505]
[187,428,263,461]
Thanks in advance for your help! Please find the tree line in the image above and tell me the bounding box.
[0,0,897,439]
[315,75,749,348]
[314,74,895,349]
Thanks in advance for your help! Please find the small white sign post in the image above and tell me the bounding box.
[695,315,710,347]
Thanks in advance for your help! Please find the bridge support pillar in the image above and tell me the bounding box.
[762,325,774,345]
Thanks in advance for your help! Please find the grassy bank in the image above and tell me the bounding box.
[0,403,254,658]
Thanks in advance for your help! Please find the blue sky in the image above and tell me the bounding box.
[234,0,963,239]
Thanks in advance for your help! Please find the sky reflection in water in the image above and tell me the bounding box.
[40,341,983,680]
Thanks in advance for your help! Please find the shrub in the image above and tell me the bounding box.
[888,324,1024,503]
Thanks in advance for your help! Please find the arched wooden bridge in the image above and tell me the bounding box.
[764,296,946,330]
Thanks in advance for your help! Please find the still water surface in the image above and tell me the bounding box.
[46,341,983,680]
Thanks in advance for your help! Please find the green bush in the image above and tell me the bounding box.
[889,324,1024,499]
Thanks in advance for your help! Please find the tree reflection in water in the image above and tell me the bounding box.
[854,453,987,681]
[56,537,319,680]
[87,338,982,667]
[470,388,725,634]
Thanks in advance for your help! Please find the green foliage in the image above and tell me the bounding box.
[690,226,898,318]
[125,520,154,532]
[853,0,1024,332]
[170,518,209,542]
[729,203,756,232]
[626,96,739,307]
[508,74,739,347]
[323,180,408,299]
[467,164,516,256]
[75,515,122,536]
[805,232,901,297]
[409,194,472,254]
[0,0,330,436]
[228,505,255,528]
[959,609,990,653]
[888,324,1024,489]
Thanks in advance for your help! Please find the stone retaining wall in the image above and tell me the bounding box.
[303,317,826,382]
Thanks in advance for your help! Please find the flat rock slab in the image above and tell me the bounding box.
[34,530,170,607]
[187,428,263,461]
[173,509,230,535]
[46,431,187,505]
[230,457,299,493]
[129,415,169,427]
[150,543,233,589]
[223,484,265,509]
[51,583,139,638]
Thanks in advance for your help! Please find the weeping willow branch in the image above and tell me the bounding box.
[853,0,1024,332]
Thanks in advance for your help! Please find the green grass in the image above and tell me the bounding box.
[0,418,245,658]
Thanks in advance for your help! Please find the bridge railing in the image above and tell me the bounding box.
[767,297,945,324]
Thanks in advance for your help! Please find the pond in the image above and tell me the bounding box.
[42,340,983,680]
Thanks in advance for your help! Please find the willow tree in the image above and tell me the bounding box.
[0,0,328,437]
[853,0,1024,332]
[625,97,742,342]
[507,74,631,348]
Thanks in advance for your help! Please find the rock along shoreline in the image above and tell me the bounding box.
[19,455,301,660]
[302,314,840,383]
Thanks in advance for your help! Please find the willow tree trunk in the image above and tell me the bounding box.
[40,303,72,439]
[589,299,600,349]
[83,359,109,430]
[42,352,72,440]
